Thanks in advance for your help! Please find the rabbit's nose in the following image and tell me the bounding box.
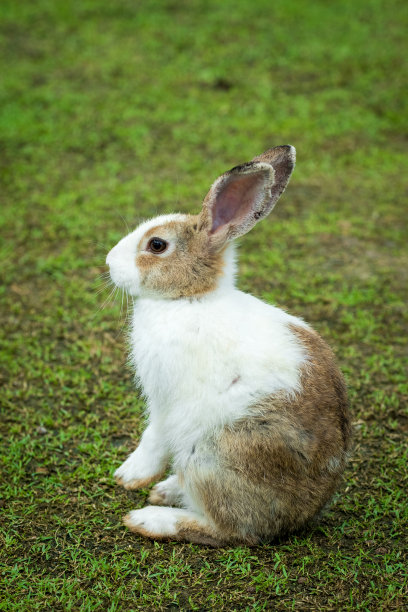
[106,247,116,266]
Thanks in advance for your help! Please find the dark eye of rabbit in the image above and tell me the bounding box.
[148,237,168,254]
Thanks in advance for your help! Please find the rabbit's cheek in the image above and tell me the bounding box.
[109,264,141,295]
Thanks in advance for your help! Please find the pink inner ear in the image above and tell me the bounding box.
[210,173,267,234]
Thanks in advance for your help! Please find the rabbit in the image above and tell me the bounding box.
[106,145,351,546]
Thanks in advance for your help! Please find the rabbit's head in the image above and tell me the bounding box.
[106,145,295,299]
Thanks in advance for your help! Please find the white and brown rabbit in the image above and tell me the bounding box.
[106,146,351,546]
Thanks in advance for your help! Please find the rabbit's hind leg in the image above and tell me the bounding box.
[123,506,227,546]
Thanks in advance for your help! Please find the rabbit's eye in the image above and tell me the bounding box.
[148,237,168,254]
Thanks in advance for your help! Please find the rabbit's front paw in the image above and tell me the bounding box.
[114,448,164,490]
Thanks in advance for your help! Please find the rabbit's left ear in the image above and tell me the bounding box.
[201,145,295,246]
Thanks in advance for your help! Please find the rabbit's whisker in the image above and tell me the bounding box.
[95,282,113,296]
[116,212,131,235]
[96,285,117,313]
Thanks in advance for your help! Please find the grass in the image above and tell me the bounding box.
[0,0,407,609]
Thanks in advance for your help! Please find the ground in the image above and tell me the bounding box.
[0,0,407,609]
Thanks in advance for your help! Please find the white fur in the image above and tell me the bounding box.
[130,280,309,472]
[125,506,208,536]
[114,422,168,486]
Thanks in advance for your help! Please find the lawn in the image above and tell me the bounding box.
[0,0,407,609]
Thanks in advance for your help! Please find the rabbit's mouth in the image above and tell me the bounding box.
[106,259,140,297]
[107,266,140,297]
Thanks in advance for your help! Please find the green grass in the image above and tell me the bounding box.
[1,0,407,609]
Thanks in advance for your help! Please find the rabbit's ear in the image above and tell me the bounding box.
[201,145,295,246]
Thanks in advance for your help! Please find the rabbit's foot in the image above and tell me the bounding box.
[116,473,164,490]
[148,475,184,506]
[114,449,164,490]
[124,506,225,546]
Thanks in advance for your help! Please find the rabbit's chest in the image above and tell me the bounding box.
[130,297,307,441]
[129,301,253,423]
[130,306,226,400]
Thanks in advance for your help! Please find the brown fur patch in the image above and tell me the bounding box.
[175,518,229,547]
[289,324,352,452]
[136,215,227,298]
[183,325,351,543]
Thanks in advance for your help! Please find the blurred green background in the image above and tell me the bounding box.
[1,0,407,609]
